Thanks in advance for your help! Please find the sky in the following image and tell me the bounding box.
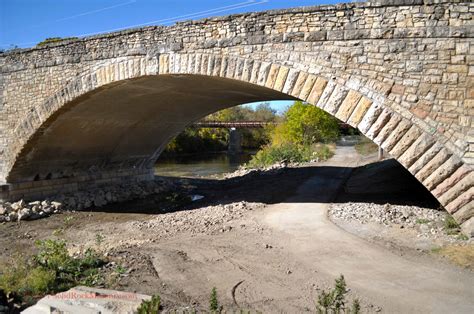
[0,0,341,113]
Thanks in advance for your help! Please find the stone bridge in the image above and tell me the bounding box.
[0,0,472,232]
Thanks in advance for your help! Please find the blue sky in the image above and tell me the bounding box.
[0,0,341,113]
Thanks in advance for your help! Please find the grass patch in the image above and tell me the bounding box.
[0,239,105,308]
[416,218,431,224]
[354,136,378,156]
[443,215,463,236]
[37,37,78,46]
[431,244,474,270]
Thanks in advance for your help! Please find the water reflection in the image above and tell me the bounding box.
[154,151,254,178]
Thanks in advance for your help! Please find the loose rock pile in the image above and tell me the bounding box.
[0,178,178,222]
[131,201,264,237]
[329,202,458,238]
[220,162,288,179]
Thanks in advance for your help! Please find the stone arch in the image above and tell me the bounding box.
[3,52,473,230]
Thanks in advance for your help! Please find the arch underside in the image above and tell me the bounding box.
[8,75,294,183]
[3,60,473,233]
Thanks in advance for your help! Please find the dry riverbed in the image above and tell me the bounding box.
[1,147,473,313]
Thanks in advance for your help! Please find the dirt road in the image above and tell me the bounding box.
[264,146,474,313]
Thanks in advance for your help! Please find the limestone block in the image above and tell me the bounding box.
[249,60,261,84]
[397,133,435,168]
[335,90,362,122]
[315,80,336,110]
[265,64,280,89]
[389,125,422,158]
[347,97,372,127]
[282,68,299,95]
[433,165,471,198]
[321,84,349,115]
[299,74,318,101]
[452,198,474,223]
[358,103,383,135]
[257,62,271,86]
[366,109,392,140]
[423,156,463,191]
[408,143,443,176]
[273,66,290,92]
[415,149,450,183]
[381,119,411,152]
[306,77,328,104]
[439,172,474,205]
[373,115,402,146]
[290,72,308,98]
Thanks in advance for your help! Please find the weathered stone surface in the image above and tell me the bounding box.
[397,133,435,168]
[347,97,372,127]
[408,143,443,175]
[452,198,474,223]
[321,84,349,115]
[439,172,473,205]
[359,103,383,135]
[381,119,412,152]
[423,156,463,191]
[432,165,471,198]
[415,149,451,182]
[366,109,392,140]
[389,125,422,158]
[373,115,402,146]
[461,217,474,238]
[335,90,362,122]
[307,77,328,104]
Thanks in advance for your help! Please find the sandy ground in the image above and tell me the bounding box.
[1,146,474,313]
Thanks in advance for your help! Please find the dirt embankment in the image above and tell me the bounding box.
[1,146,473,313]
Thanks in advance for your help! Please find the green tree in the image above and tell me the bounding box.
[274,101,339,146]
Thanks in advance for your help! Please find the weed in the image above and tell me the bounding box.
[115,264,127,275]
[95,233,105,247]
[209,287,219,312]
[416,218,430,224]
[457,233,469,241]
[316,275,360,314]
[444,215,460,230]
[63,216,74,227]
[137,294,161,314]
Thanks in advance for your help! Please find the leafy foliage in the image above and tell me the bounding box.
[272,101,339,146]
[137,294,161,314]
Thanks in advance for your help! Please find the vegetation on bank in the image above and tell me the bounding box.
[246,101,339,168]
[37,37,79,46]
[0,239,105,308]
